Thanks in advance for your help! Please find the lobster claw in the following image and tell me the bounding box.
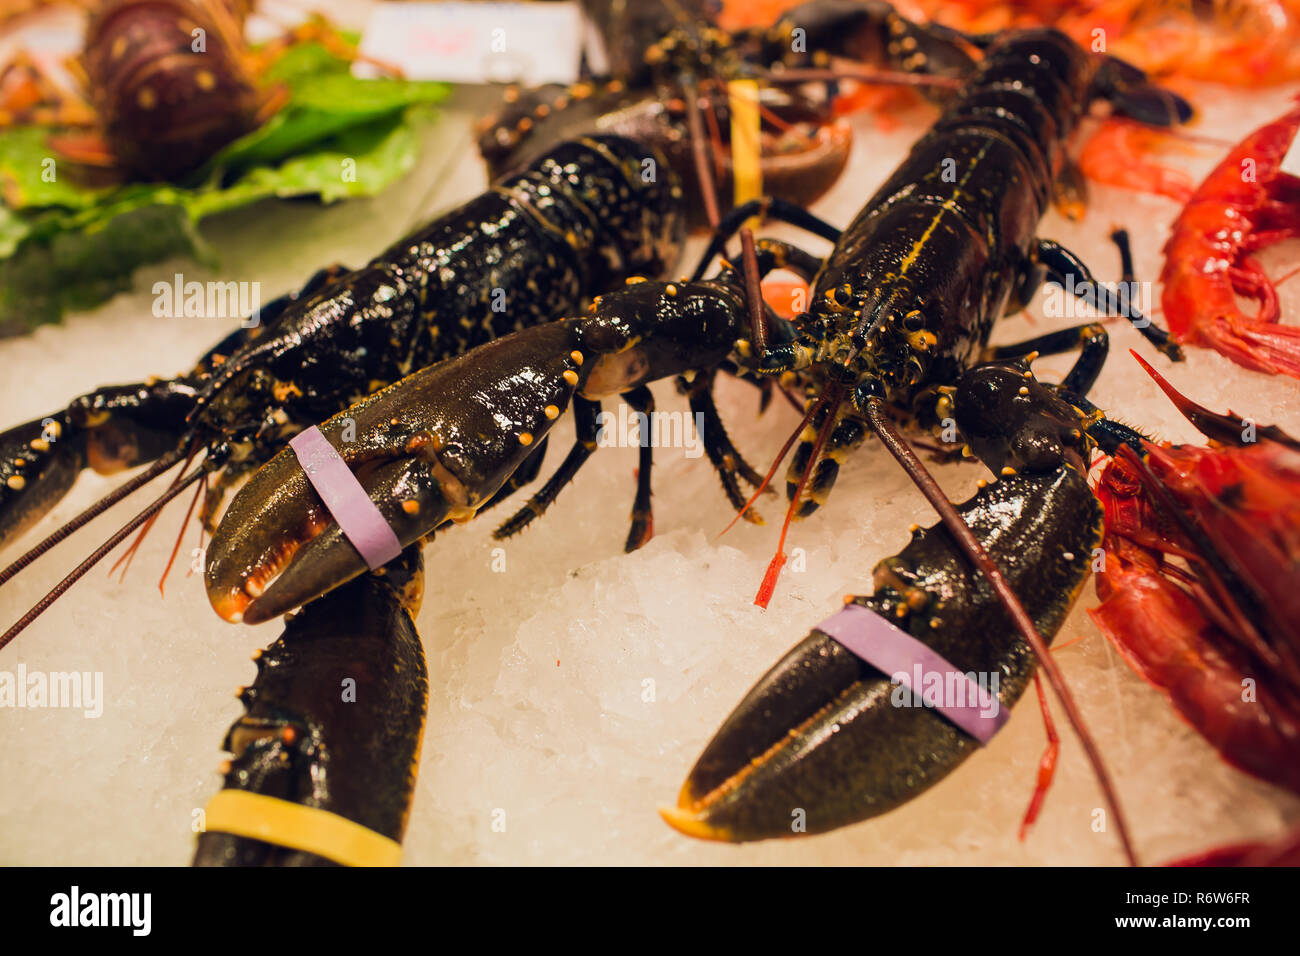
[665,364,1107,842]
[0,413,85,549]
[206,321,588,624]
[0,379,197,551]
[664,466,1104,841]
[205,439,452,626]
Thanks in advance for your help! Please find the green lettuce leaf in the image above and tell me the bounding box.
[0,41,448,334]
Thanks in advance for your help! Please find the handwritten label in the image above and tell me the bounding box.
[356,1,584,85]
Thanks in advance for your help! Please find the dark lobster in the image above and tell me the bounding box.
[0,133,684,578]
[657,27,1190,858]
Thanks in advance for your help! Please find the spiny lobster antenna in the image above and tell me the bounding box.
[862,397,1139,866]
[0,462,206,654]
[0,448,185,588]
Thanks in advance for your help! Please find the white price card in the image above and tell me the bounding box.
[355,1,585,86]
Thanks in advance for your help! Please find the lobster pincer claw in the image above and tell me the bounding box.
[206,321,589,625]
[664,466,1103,841]
[0,413,84,549]
[665,364,1107,842]
[0,378,197,551]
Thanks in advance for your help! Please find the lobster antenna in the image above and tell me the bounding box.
[755,385,843,608]
[0,449,184,588]
[684,78,722,228]
[0,463,206,654]
[720,229,830,535]
[862,396,1139,866]
[739,228,770,353]
[159,474,206,594]
[108,445,199,581]
[762,67,963,91]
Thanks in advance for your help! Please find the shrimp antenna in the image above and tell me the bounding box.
[862,396,1139,867]
[0,449,185,587]
[0,462,206,653]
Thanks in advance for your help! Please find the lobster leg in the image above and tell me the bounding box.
[983,322,1109,396]
[1035,238,1182,360]
[623,385,657,551]
[494,398,601,541]
[194,546,427,867]
[691,197,842,281]
[680,370,767,516]
[0,264,349,552]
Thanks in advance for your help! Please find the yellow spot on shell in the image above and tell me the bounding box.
[6,475,25,491]
[1001,466,1017,476]
[1018,386,1030,396]
[544,405,560,420]
[563,370,579,386]
[569,350,584,366]
[195,70,216,92]
[519,432,534,446]
[137,87,157,110]
[401,499,419,515]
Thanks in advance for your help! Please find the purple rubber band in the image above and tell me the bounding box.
[289,426,402,570]
[816,603,1009,745]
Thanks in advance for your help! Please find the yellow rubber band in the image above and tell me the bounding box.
[728,79,762,222]
[204,790,402,868]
